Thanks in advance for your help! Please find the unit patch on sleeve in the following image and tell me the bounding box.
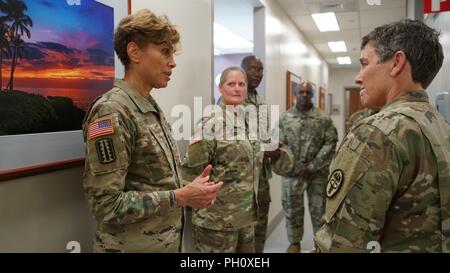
[88,118,114,140]
[326,169,344,198]
[95,138,116,164]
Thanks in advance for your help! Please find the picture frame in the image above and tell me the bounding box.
[286,70,302,109]
[0,0,130,181]
[318,86,325,110]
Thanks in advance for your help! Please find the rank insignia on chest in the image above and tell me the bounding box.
[88,118,114,140]
[95,138,116,164]
[326,169,344,198]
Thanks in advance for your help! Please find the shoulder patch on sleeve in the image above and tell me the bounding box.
[88,117,114,140]
[95,138,117,164]
[326,169,344,198]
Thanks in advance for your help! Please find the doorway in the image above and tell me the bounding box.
[213,0,265,103]
[345,87,362,132]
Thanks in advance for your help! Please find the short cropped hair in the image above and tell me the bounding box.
[241,55,261,70]
[296,81,315,95]
[361,19,443,88]
[114,9,180,67]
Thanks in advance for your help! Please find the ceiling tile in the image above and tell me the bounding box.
[292,16,319,32]
[275,0,407,67]
[360,7,406,28]
[337,12,360,30]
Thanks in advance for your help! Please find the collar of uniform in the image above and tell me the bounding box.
[382,90,429,112]
[290,105,316,118]
[245,89,261,105]
[113,79,158,114]
[218,102,246,129]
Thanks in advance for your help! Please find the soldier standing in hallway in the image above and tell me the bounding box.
[279,81,338,253]
[241,55,276,253]
[182,67,293,253]
[82,9,222,253]
[314,19,450,252]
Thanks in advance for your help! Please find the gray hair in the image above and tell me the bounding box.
[361,19,443,88]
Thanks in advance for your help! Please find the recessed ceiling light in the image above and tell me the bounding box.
[328,41,347,52]
[337,56,352,65]
[311,12,340,32]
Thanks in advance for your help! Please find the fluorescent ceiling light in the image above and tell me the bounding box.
[337,57,352,65]
[311,12,340,32]
[214,22,253,49]
[328,41,347,52]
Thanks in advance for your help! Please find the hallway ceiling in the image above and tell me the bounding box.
[276,0,407,68]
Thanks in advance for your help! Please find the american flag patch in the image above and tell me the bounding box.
[88,118,114,140]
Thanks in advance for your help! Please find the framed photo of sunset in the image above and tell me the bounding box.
[0,0,129,181]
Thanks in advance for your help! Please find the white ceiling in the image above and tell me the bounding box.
[214,0,408,67]
[276,0,408,68]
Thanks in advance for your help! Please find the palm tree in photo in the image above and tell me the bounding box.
[7,33,26,90]
[0,22,11,91]
[0,0,32,91]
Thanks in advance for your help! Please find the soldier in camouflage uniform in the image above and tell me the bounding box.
[182,67,293,253]
[314,19,450,252]
[241,55,274,253]
[279,81,338,253]
[82,9,222,253]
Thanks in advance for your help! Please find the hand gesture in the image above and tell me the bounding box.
[175,165,223,208]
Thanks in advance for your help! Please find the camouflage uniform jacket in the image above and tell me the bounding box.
[246,89,273,182]
[182,105,261,231]
[347,108,378,131]
[82,79,183,252]
[279,106,338,177]
[315,91,450,252]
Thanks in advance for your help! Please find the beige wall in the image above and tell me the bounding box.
[0,167,94,252]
